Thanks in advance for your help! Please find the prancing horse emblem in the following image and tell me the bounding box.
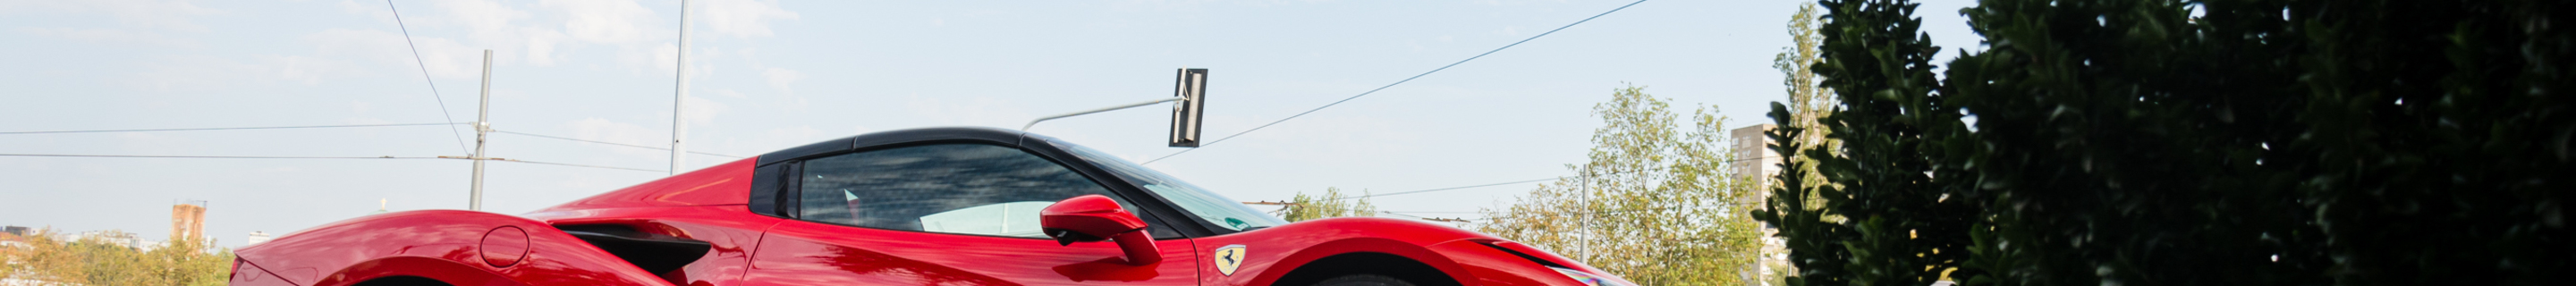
[1213,244,1248,276]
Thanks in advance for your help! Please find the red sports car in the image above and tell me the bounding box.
[231,127,1634,286]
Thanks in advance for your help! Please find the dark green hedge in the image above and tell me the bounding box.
[1753,1,2572,285]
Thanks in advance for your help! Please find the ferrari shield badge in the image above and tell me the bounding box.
[1213,244,1249,276]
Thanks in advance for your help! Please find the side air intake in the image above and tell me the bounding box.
[555,224,712,274]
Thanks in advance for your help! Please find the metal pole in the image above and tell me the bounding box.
[1580,168,1589,262]
[668,0,692,175]
[1022,97,1185,130]
[470,49,492,211]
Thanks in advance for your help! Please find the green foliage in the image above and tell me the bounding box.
[1766,0,2573,285]
[1283,187,1378,222]
[1,229,233,286]
[1752,0,1978,286]
[1479,85,1767,285]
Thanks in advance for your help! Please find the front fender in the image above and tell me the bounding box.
[236,210,671,286]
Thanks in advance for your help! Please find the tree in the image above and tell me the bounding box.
[1773,2,1839,189]
[1282,187,1378,222]
[1479,85,1767,285]
[0,229,233,286]
[1763,4,1835,284]
[1765,0,2574,285]
[1751,1,1979,286]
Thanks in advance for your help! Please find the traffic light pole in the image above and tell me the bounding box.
[1022,97,1185,131]
[470,49,492,211]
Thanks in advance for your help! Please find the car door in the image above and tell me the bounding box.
[742,143,1199,285]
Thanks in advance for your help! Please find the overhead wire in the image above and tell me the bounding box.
[1329,177,1563,200]
[0,153,663,172]
[386,0,473,156]
[1394,203,1731,221]
[1326,168,1659,201]
[0,122,465,135]
[0,154,442,159]
[1141,0,1650,164]
[492,130,743,158]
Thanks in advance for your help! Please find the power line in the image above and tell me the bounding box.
[1328,168,1659,201]
[386,0,472,155]
[1331,177,1564,200]
[436,156,665,172]
[492,130,743,158]
[0,153,663,172]
[1400,204,1728,220]
[0,122,466,135]
[0,154,440,159]
[504,159,664,172]
[1142,0,1650,164]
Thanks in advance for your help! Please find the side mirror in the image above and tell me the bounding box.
[1040,195,1161,265]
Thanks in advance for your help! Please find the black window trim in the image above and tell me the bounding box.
[764,139,1208,240]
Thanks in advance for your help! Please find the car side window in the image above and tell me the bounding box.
[794,143,1167,238]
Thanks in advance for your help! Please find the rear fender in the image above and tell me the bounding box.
[235,210,671,286]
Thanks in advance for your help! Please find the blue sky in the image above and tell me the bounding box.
[0,0,1979,247]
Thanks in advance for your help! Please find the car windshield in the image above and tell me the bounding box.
[1054,140,1287,232]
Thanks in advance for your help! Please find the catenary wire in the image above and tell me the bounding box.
[1328,177,1563,200]
[1396,204,1730,221]
[1141,0,1650,164]
[0,153,662,172]
[0,122,466,135]
[473,158,665,172]
[1326,168,1666,201]
[0,154,443,159]
[492,130,743,158]
[386,0,472,155]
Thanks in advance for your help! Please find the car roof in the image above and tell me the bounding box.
[756,126,1027,166]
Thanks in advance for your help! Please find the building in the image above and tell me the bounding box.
[173,201,208,240]
[246,231,272,245]
[1730,124,1784,192]
[1728,124,1793,286]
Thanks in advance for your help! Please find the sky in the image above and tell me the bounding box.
[0,0,1981,248]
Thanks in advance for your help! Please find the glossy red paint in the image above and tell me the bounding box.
[480,226,530,267]
[1185,216,1634,286]
[234,137,1637,285]
[745,218,1200,285]
[540,157,758,210]
[1039,195,1150,234]
[1039,195,1162,265]
[228,260,293,286]
[233,210,666,286]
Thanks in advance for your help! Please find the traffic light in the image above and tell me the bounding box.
[1170,69,1208,147]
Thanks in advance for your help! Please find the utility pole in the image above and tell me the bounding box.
[668,0,692,175]
[470,49,493,211]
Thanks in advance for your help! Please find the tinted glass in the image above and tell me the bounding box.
[796,143,1161,238]
[1053,139,1287,231]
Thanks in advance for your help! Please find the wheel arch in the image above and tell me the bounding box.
[315,257,518,286]
[1272,252,1462,286]
[1257,238,1474,286]
[348,275,453,286]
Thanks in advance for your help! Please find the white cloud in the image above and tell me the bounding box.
[539,0,661,44]
[0,0,222,31]
[699,0,799,38]
[116,54,365,91]
[682,96,729,127]
[568,118,669,156]
[304,29,480,79]
[762,68,804,93]
[634,44,720,78]
[902,94,1031,128]
[14,27,199,47]
[264,55,362,86]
